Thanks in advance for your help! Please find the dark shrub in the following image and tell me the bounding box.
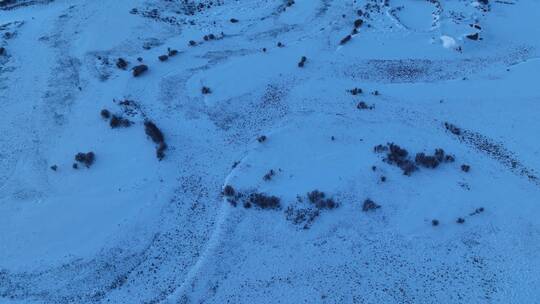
[456,218,465,224]
[384,143,418,175]
[470,207,484,215]
[349,87,362,95]
[277,42,284,47]
[110,115,132,128]
[189,40,197,46]
[116,58,128,69]
[50,165,58,171]
[168,48,178,56]
[307,190,337,209]
[156,142,167,161]
[230,18,239,23]
[307,190,325,203]
[75,152,95,168]
[132,64,148,77]
[223,185,235,196]
[257,135,267,143]
[158,55,169,61]
[201,86,212,94]
[362,199,380,212]
[432,219,439,226]
[144,121,164,144]
[315,198,336,209]
[143,120,167,160]
[249,193,281,209]
[298,56,307,68]
[400,160,418,176]
[263,169,275,181]
[461,164,470,172]
[434,148,445,162]
[373,144,388,153]
[340,35,352,45]
[415,153,439,168]
[381,176,386,182]
[444,122,461,135]
[100,109,111,119]
[354,19,363,28]
[357,101,373,110]
[388,143,408,159]
[72,163,78,169]
[243,201,252,208]
[466,33,479,40]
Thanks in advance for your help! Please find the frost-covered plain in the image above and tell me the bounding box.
[0,0,539,303]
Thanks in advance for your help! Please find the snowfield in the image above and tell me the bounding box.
[1,0,539,303]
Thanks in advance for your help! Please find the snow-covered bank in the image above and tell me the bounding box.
[1,0,539,303]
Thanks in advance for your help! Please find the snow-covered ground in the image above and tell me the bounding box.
[0,0,539,303]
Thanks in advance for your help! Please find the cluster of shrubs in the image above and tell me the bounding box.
[222,185,281,209]
[144,120,167,160]
[469,207,485,216]
[74,151,95,169]
[348,87,362,95]
[432,208,484,227]
[283,190,338,229]
[356,101,374,110]
[222,185,242,207]
[307,190,337,209]
[248,193,281,209]
[188,32,225,46]
[203,33,219,41]
[374,143,456,175]
[415,148,455,169]
[374,143,417,175]
[101,109,132,128]
[158,48,179,62]
[340,17,364,45]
